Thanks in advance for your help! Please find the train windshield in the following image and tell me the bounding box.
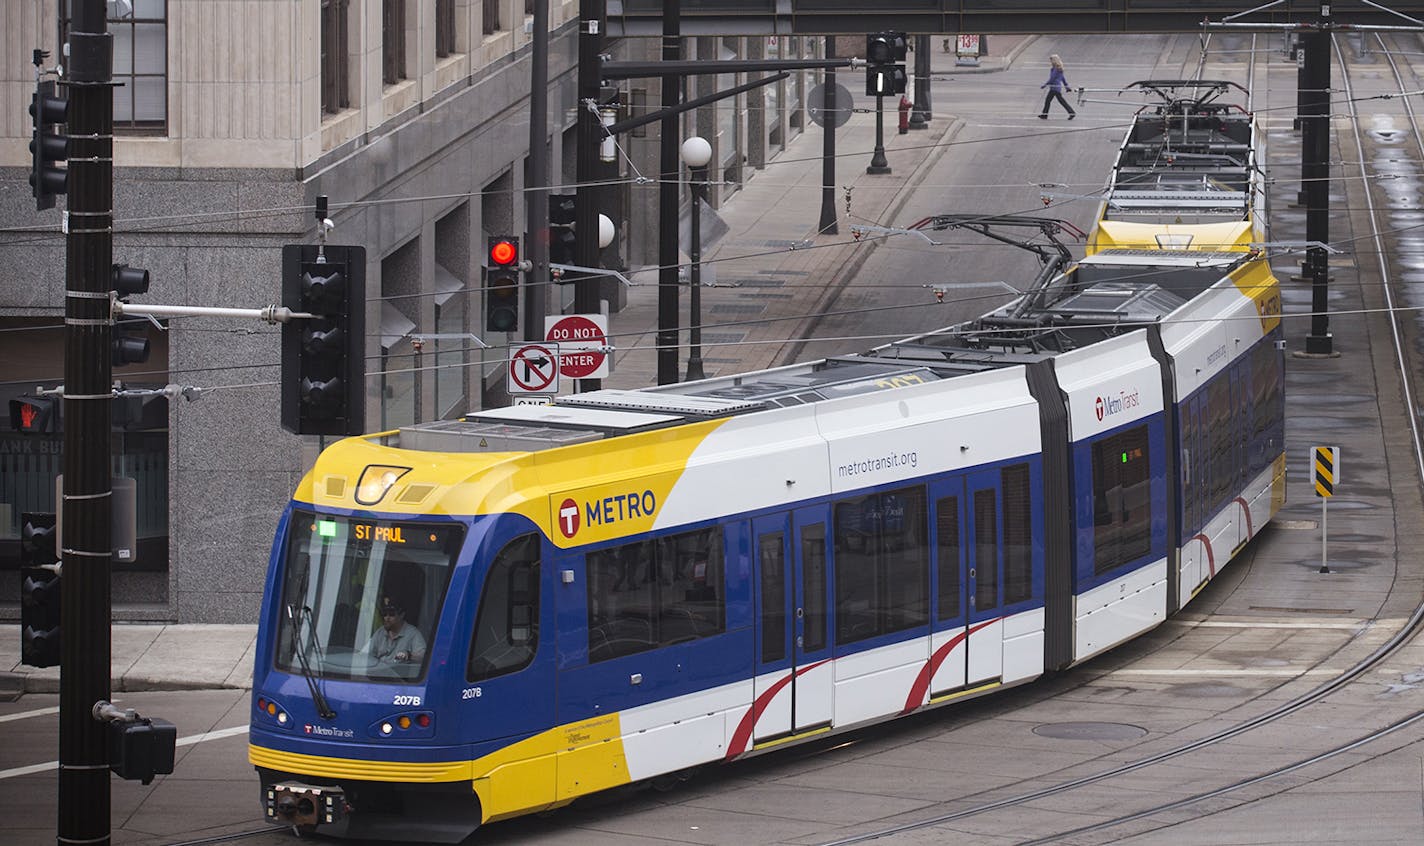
[274,511,464,683]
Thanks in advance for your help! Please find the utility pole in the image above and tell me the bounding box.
[656,0,683,385]
[574,0,605,390]
[1302,8,1333,355]
[909,34,931,129]
[819,36,838,235]
[61,1,115,844]
[524,0,549,341]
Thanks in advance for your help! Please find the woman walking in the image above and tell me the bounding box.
[1039,54,1076,120]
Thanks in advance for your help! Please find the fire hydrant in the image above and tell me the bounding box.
[898,96,912,134]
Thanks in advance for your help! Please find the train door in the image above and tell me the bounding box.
[1232,363,1251,550]
[1180,395,1204,596]
[792,506,833,729]
[929,478,968,695]
[752,514,793,741]
[966,469,1003,685]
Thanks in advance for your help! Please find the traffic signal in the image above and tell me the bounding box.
[111,263,153,366]
[281,244,367,436]
[19,512,60,668]
[549,194,577,266]
[9,394,57,433]
[866,65,908,97]
[486,236,520,333]
[867,33,893,65]
[864,32,908,97]
[29,78,68,210]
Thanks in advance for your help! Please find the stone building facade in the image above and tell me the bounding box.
[0,1,815,624]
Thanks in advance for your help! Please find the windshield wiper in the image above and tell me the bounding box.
[286,603,336,720]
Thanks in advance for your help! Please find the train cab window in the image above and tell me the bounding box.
[1091,424,1152,576]
[274,513,463,684]
[834,486,929,646]
[935,496,961,621]
[467,533,540,682]
[586,527,725,663]
[1002,463,1033,605]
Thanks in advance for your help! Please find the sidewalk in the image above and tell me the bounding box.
[0,37,1036,699]
[603,35,1037,387]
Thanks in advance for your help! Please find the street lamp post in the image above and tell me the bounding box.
[680,136,712,381]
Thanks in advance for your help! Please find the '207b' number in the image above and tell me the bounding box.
[393,694,422,706]
[461,687,483,700]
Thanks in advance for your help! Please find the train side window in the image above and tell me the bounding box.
[1002,463,1033,605]
[759,532,787,662]
[973,489,999,611]
[799,524,828,653]
[587,541,657,662]
[1091,424,1152,576]
[935,496,961,621]
[835,486,928,645]
[656,527,725,646]
[586,527,726,663]
[884,487,930,632]
[467,533,540,682]
[1208,376,1232,505]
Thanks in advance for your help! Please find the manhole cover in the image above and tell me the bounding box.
[1032,721,1148,741]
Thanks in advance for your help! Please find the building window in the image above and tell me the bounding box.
[483,0,501,36]
[60,0,168,132]
[321,0,350,114]
[436,0,457,58]
[383,0,407,85]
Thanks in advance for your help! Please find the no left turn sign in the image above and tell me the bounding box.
[509,343,560,394]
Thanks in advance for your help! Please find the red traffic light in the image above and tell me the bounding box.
[489,238,518,267]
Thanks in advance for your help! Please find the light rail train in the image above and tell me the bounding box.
[1089,80,1266,253]
[249,82,1285,842]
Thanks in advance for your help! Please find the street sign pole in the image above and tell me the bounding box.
[1313,446,1337,574]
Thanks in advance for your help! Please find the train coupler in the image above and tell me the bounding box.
[266,781,350,828]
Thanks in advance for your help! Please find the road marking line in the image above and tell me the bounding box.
[1169,620,1367,629]
[0,706,59,723]
[0,725,247,780]
[1105,668,1338,677]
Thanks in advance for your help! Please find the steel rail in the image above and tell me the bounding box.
[813,32,1424,846]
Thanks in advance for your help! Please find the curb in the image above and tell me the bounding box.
[10,673,250,695]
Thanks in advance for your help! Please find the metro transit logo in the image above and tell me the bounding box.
[558,498,579,539]
[556,490,657,539]
[1094,388,1141,422]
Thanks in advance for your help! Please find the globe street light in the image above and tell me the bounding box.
[680,136,713,381]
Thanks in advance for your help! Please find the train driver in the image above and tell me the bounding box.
[364,597,427,665]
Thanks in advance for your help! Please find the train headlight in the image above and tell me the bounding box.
[255,695,294,729]
[368,710,435,738]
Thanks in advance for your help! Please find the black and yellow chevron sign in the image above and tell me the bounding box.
[1313,446,1337,498]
